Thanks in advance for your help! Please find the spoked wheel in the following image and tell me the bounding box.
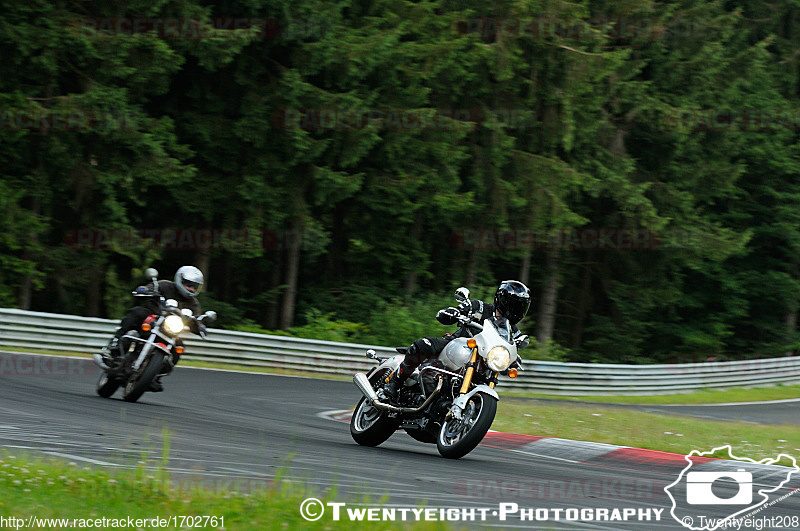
[437,392,497,459]
[350,371,399,447]
[96,371,120,398]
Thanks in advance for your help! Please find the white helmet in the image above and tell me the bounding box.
[174,266,204,298]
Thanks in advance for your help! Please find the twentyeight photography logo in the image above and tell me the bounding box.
[664,445,800,530]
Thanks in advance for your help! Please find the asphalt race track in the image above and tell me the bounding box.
[2,351,799,530]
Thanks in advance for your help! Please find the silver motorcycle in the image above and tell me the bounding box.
[351,287,527,459]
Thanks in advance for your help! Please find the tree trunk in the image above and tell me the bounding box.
[404,212,423,297]
[519,251,531,286]
[466,251,480,286]
[280,226,301,329]
[265,255,282,330]
[329,203,346,281]
[17,195,41,310]
[536,248,560,346]
[786,258,799,353]
[195,248,211,289]
[570,263,592,349]
[85,264,102,316]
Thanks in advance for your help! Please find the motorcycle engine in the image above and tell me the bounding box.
[420,359,445,395]
[430,397,452,420]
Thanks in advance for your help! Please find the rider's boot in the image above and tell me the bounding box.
[93,337,120,370]
[383,366,407,402]
[149,375,164,392]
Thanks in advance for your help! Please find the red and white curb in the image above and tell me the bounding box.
[320,408,800,483]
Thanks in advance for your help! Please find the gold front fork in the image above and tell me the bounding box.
[489,372,498,389]
[459,348,478,395]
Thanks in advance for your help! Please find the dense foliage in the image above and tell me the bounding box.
[2,0,799,363]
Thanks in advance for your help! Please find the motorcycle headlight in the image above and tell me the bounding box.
[486,346,511,372]
[163,314,185,336]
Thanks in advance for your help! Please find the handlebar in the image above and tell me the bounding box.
[456,315,483,331]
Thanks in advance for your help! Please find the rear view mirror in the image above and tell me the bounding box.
[455,287,470,303]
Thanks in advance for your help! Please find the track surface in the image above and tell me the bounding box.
[1,351,799,530]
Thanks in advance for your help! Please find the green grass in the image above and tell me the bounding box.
[506,384,800,404]
[0,451,454,530]
[494,399,800,462]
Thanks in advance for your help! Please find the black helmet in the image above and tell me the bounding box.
[494,280,531,324]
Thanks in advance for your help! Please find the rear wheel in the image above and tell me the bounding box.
[96,372,119,398]
[350,396,399,447]
[122,352,165,403]
[436,392,497,459]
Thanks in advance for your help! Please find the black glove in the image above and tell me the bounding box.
[436,307,461,325]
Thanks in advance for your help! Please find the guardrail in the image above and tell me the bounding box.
[1,308,799,395]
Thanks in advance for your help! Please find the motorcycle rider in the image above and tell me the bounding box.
[94,266,204,391]
[382,280,531,402]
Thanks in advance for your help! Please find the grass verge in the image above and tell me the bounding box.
[506,384,800,405]
[494,399,799,461]
[0,451,452,530]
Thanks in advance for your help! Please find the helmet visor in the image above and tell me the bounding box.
[505,297,530,324]
[182,279,201,295]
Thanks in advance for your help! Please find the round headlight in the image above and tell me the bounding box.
[486,346,511,372]
[163,314,185,336]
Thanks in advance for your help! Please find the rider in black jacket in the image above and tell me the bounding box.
[382,280,531,401]
[95,266,204,374]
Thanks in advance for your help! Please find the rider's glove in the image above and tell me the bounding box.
[436,307,461,325]
[515,334,530,349]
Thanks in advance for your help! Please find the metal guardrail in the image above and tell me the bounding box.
[1,308,799,395]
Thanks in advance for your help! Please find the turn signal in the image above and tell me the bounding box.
[175,346,185,355]
[467,338,477,349]
[508,368,518,378]
[141,322,151,332]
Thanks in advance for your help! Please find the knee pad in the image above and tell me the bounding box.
[411,337,437,359]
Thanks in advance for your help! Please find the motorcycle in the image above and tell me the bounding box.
[350,287,528,459]
[95,268,216,403]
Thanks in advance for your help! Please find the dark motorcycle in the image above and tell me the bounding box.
[95,268,216,402]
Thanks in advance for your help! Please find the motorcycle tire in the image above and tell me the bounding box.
[436,392,497,459]
[96,371,120,398]
[350,396,399,447]
[122,352,165,403]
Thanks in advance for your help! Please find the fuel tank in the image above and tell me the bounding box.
[439,337,472,371]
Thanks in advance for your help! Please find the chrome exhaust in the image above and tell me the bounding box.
[353,372,443,414]
[354,372,380,403]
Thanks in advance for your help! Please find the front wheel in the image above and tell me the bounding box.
[122,352,165,403]
[350,396,399,447]
[96,372,119,398]
[437,392,497,459]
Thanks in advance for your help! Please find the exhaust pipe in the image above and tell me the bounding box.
[354,372,380,403]
[353,372,443,414]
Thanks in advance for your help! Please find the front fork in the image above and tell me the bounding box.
[450,348,499,420]
[458,348,479,395]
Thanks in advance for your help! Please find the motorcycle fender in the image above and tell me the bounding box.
[453,384,499,410]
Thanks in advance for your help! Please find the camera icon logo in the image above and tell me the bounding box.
[686,469,752,505]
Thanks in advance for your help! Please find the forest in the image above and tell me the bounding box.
[2,0,800,364]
